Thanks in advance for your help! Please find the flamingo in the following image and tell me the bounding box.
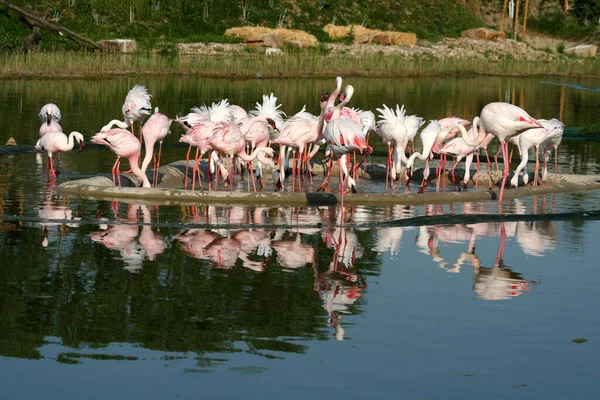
[39,103,61,125]
[141,107,172,187]
[273,95,329,191]
[541,119,564,184]
[405,120,461,188]
[320,85,372,207]
[208,122,275,189]
[510,119,563,187]
[91,128,151,188]
[122,84,152,142]
[450,103,543,203]
[139,205,166,261]
[177,100,234,189]
[34,131,85,178]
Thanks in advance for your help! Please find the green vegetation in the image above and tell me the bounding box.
[1,50,599,79]
[526,0,600,42]
[0,0,481,51]
[580,123,600,136]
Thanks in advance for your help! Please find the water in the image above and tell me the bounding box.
[1,76,600,399]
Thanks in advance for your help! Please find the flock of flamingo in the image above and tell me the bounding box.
[34,77,564,204]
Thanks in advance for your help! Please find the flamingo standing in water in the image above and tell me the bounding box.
[39,103,63,136]
[91,128,151,188]
[141,108,172,187]
[34,131,85,178]
[451,103,542,203]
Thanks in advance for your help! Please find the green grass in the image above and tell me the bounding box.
[1,0,481,51]
[2,50,600,79]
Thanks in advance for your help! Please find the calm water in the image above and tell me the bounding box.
[1,76,600,399]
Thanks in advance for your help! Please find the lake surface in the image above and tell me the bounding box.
[1,76,600,399]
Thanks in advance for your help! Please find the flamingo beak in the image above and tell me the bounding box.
[46,112,51,125]
[78,140,85,153]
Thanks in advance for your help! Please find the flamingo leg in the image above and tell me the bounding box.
[554,147,559,184]
[475,152,480,188]
[154,141,163,188]
[184,144,192,189]
[484,148,493,190]
[317,156,335,192]
[111,157,120,186]
[499,141,509,205]
[117,158,123,187]
[534,146,540,186]
[192,148,201,191]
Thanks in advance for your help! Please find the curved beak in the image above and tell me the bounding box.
[46,112,51,125]
[78,140,85,153]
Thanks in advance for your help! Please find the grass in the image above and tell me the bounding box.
[1,50,600,79]
[1,0,481,51]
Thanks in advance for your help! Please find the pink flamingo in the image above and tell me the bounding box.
[541,119,564,184]
[273,94,329,191]
[511,118,564,187]
[208,122,275,189]
[39,103,63,136]
[122,84,152,142]
[179,122,229,190]
[405,120,461,189]
[141,108,172,187]
[451,103,542,203]
[178,100,234,188]
[91,128,151,188]
[34,131,85,178]
[319,85,372,207]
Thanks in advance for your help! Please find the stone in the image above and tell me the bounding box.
[371,34,392,45]
[4,137,16,146]
[564,44,598,58]
[97,39,137,53]
[261,34,284,48]
[265,47,283,56]
[461,28,506,41]
[353,34,370,44]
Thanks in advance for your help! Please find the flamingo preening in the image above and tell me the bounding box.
[91,128,151,188]
[141,107,172,187]
[122,84,152,142]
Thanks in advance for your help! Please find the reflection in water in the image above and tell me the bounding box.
[3,199,563,365]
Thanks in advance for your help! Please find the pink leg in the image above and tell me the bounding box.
[111,157,120,186]
[534,146,540,186]
[117,158,122,187]
[475,152,480,188]
[554,147,559,183]
[154,141,163,188]
[192,148,201,191]
[484,148,493,189]
[317,157,335,192]
[499,141,509,204]
[494,222,507,266]
[184,145,192,189]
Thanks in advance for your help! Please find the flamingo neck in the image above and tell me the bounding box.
[237,147,265,162]
[455,119,487,147]
[129,153,151,188]
[141,137,157,173]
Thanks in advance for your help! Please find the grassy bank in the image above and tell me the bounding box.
[1,50,600,79]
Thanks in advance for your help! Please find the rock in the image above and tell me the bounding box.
[261,34,284,48]
[97,39,137,53]
[564,44,598,57]
[244,34,284,48]
[4,137,16,146]
[353,34,370,44]
[265,47,283,56]
[461,28,506,41]
[371,34,392,45]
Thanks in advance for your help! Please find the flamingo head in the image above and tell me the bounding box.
[72,132,85,153]
[518,115,544,129]
[266,117,278,131]
[320,92,330,106]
